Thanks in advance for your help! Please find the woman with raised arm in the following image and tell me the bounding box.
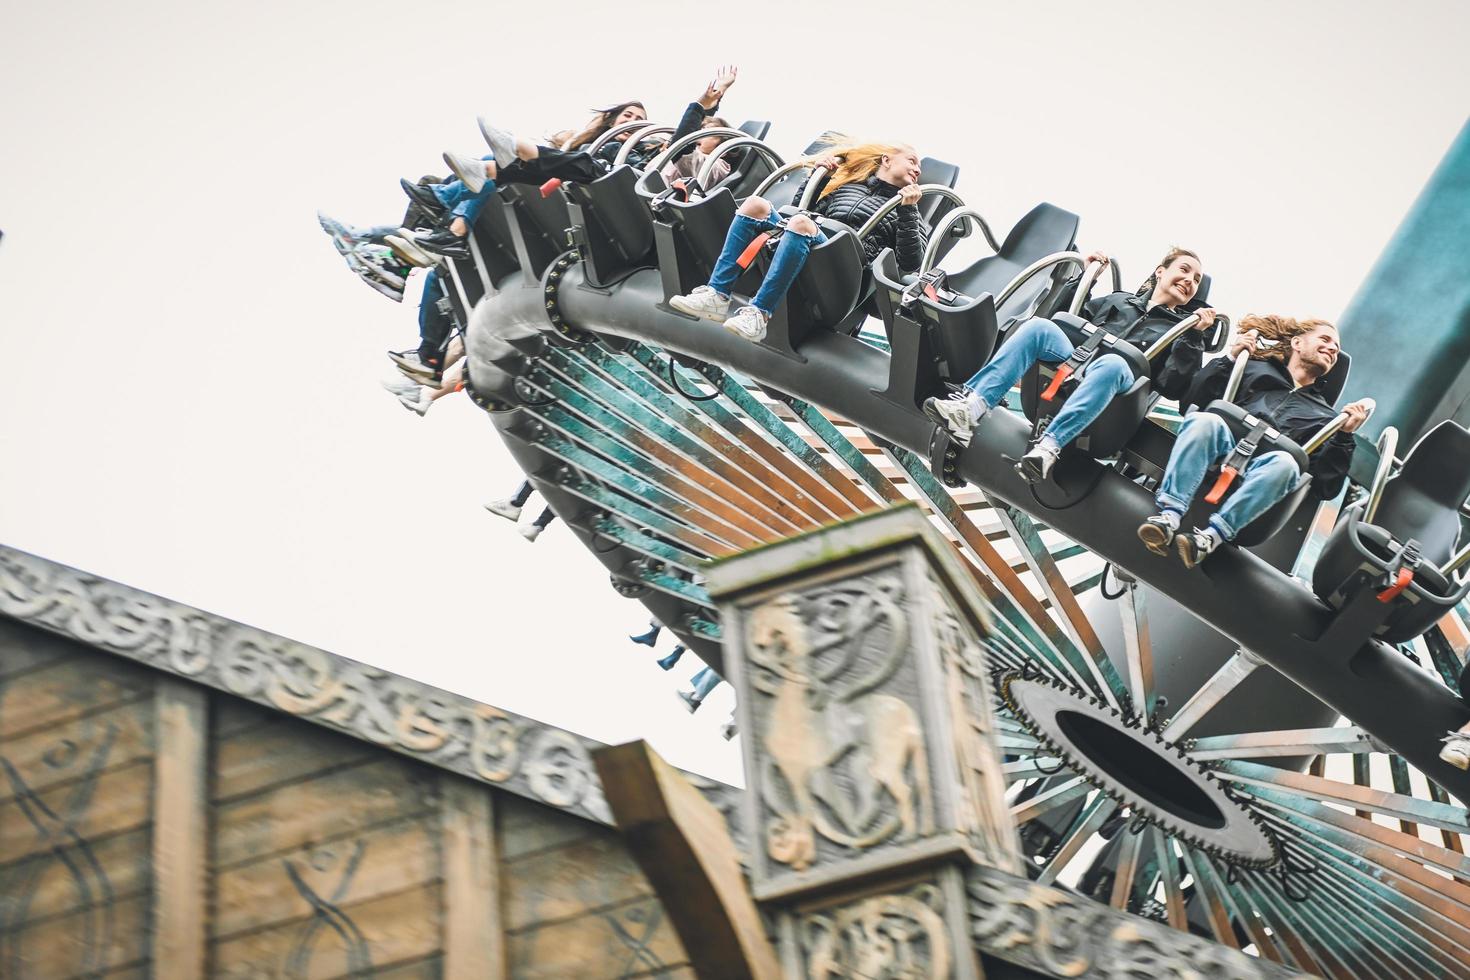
[925,247,1218,482]
[668,142,929,342]
[1137,316,1368,567]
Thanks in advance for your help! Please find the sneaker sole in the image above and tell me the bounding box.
[388,351,439,379]
[723,321,765,342]
[1137,522,1173,557]
[1442,750,1470,771]
[669,297,728,322]
[1017,456,1048,484]
[1175,534,1204,569]
[385,235,438,268]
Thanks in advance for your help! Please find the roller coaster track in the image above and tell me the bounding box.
[438,168,1470,973]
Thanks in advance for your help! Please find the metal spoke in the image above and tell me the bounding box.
[1036,795,1116,885]
[993,503,1110,672]
[1117,579,1155,718]
[1186,725,1378,761]
[1219,760,1470,833]
[1176,846,1239,949]
[1159,648,1261,739]
[1196,854,1290,966]
[1002,757,1067,783]
[1109,827,1144,913]
[1150,827,1187,931]
[1010,775,1090,824]
[1230,872,1337,978]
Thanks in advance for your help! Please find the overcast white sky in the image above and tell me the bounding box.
[2,0,1467,785]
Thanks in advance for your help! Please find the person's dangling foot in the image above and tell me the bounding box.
[399,178,448,221]
[1441,731,1470,770]
[723,305,768,342]
[1137,511,1181,557]
[922,390,987,447]
[1017,436,1061,484]
[484,498,523,522]
[677,689,703,714]
[669,285,730,322]
[629,622,662,647]
[721,717,738,740]
[477,117,520,168]
[519,523,545,542]
[400,226,469,260]
[1176,526,1223,569]
[317,211,358,257]
[396,385,434,417]
[354,244,409,289]
[385,234,438,268]
[443,150,490,193]
[387,349,441,384]
[657,645,686,671]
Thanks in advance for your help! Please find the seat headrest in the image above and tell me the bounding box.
[1397,420,1470,509]
[997,203,1081,262]
[1317,350,1351,407]
[918,157,959,190]
[738,119,771,140]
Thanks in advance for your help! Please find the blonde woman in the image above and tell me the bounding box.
[669,142,928,341]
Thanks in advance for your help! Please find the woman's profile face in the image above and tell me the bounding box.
[876,148,922,186]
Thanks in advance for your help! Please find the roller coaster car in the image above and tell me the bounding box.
[497,181,575,281]
[1312,421,1470,643]
[871,203,1082,410]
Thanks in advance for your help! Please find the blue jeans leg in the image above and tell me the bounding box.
[964,317,1075,409]
[352,223,401,245]
[452,177,496,226]
[417,268,449,361]
[708,212,778,296]
[1209,451,1302,540]
[1155,413,1237,514]
[691,666,722,700]
[1042,353,1136,448]
[751,228,826,316]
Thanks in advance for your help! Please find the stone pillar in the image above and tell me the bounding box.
[706,503,1022,979]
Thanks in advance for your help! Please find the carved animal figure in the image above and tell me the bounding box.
[748,592,932,870]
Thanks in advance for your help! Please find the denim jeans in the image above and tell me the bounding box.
[964,317,1136,449]
[350,223,401,246]
[1155,412,1305,541]
[433,155,497,225]
[690,666,722,701]
[417,268,449,362]
[707,212,826,316]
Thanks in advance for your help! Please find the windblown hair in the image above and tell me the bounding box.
[1137,246,1201,297]
[701,114,730,130]
[803,141,915,199]
[551,100,646,150]
[1240,314,1335,364]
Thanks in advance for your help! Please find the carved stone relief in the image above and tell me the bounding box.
[743,576,933,873]
[799,882,951,980]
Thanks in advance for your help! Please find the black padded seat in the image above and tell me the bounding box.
[738,120,771,140]
[872,248,998,409]
[564,165,656,286]
[498,183,575,280]
[469,193,522,282]
[944,204,1082,329]
[1312,420,1470,642]
[1017,313,1154,458]
[1177,400,1315,548]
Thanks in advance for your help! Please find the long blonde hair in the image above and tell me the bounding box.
[804,141,914,199]
[1237,313,1332,364]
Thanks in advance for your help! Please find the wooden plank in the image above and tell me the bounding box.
[499,793,599,861]
[0,656,152,742]
[503,831,654,932]
[507,895,689,980]
[209,693,279,740]
[213,815,440,940]
[3,890,149,979]
[0,759,153,866]
[442,774,504,979]
[209,881,442,980]
[0,825,151,924]
[211,713,375,805]
[593,741,779,980]
[0,697,153,807]
[213,756,438,870]
[151,679,208,980]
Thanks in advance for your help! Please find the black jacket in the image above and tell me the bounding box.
[789,174,928,272]
[589,101,715,172]
[1183,356,1356,501]
[1054,277,1206,401]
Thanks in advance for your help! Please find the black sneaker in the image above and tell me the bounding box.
[387,349,441,383]
[400,178,447,219]
[411,228,470,259]
[1176,529,1220,569]
[1136,516,1177,556]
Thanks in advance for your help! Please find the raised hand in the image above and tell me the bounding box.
[701,65,739,108]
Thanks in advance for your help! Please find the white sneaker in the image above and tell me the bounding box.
[387,349,440,381]
[396,386,433,416]
[669,285,730,322]
[443,150,488,193]
[484,499,523,522]
[477,117,519,169]
[380,376,420,398]
[921,391,986,447]
[723,305,768,342]
[354,245,407,289]
[1017,442,1060,483]
[519,523,545,542]
[677,690,702,714]
[387,233,440,268]
[1176,528,1222,569]
[1441,732,1470,770]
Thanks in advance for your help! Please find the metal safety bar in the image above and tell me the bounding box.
[796,163,835,210]
[919,207,1001,274]
[613,124,676,168]
[1141,312,1206,361]
[992,251,1086,311]
[854,185,966,240]
[1222,349,1252,403]
[643,127,749,175]
[1067,259,1112,316]
[751,160,820,200]
[696,136,785,188]
[1364,426,1399,524]
[586,119,656,158]
[1301,399,1374,455]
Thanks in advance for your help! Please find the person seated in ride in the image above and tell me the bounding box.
[925,247,1218,481]
[459,65,739,196]
[1137,315,1370,567]
[660,114,733,188]
[667,142,928,341]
